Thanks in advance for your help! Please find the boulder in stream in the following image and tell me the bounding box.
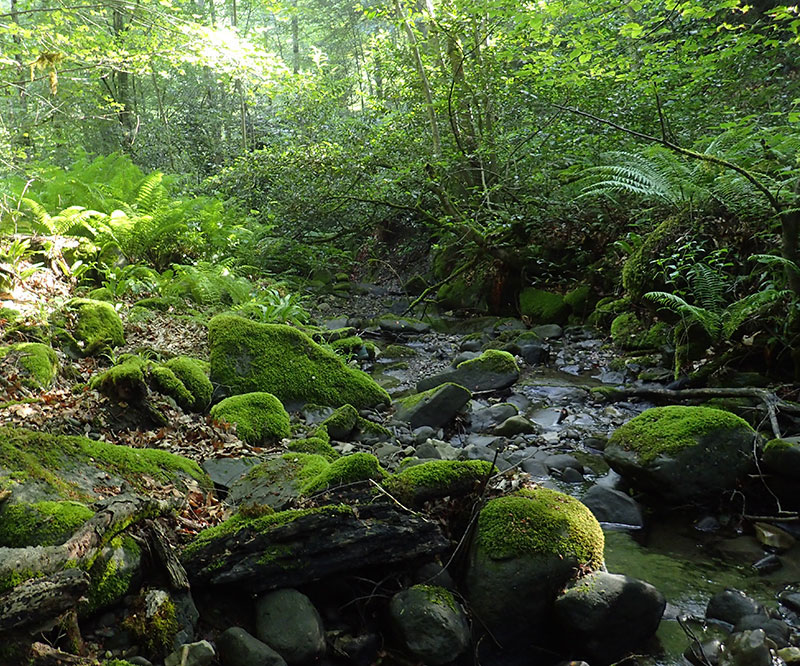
[604,406,757,504]
[394,382,471,429]
[417,349,519,393]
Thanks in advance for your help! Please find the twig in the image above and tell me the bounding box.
[368,478,425,518]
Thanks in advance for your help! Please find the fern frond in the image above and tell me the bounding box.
[689,264,726,313]
[750,253,800,275]
[133,172,165,214]
[722,289,789,338]
[644,291,721,338]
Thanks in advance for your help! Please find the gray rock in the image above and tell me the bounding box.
[543,454,583,473]
[217,626,288,666]
[452,351,481,366]
[560,467,584,483]
[762,440,800,480]
[779,589,800,613]
[733,615,791,647]
[465,433,507,449]
[417,350,519,393]
[532,324,563,339]
[719,630,773,666]
[459,338,484,352]
[415,562,456,590]
[173,590,200,648]
[582,485,644,528]
[554,572,666,663]
[374,442,402,462]
[413,426,437,443]
[685,639,723,666]
[202,457,262,489]
[389,586,470,665]
[415,440,443,459]
[707,589,766,626]
[459,445,512,471]
[377,315,431,335]
[227,457,303,511]
[165,641,215,666]
[469,403,518,433]
[255,589,326,665]
[521,459,549,477]
[493,415,538,436]
[394,383,471,430]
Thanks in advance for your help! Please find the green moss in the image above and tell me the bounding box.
[329,335,366,355]
[622,217,682,301]
[564,284,592,316]
[414,584,458,612]
[87,287,115,302]
[589,386,625,402]
[519,288,569,324]
[0,342,59,388]
[457,349,518,375]
[63,298,125,354]
[383,344,417,358]
[89,355,147,401]
[611,312,670,351]
[587,296,630,330]
[0,568,45,594]
[287,437,340,461]
[86,535,141,613]
[765,438,793,452]
[477,488,604,569]
[210,392,291,445]
[208,314,389,408]
[437,276,486,311]
[183,504,353,559]
[123,593,179,658]
[383,460,494,504]
[301,452,385,494]
[150,365,194,411]
[0,306,20,323]
[133,297,175,311]
[0,426,210,500]
[317,403,359,440]
[164,356,212,411]
[608,405,754,463]
[0,500,93,547]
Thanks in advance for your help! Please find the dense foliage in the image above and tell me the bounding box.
[1,0,799,375]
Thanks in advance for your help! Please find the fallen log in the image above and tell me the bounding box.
[0,494,178,599]
[0,569,89,634]
[183,502,449,592]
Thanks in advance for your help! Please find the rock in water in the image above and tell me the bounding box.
[719,629,773,666]
[208,314,389,409]
[706,589,766,626]
[604,406,756,503]
[554,572,665,663]
[581,485,644,528]
[254,589,325,665]
[389,585,470,665]
[465,488,604,645]
[394,382,471,429]
[416,350,519,393]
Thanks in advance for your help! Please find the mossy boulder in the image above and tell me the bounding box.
[394,383,471,430]
[564,284,593,319]
[389,585,470,665]
[519,288,569,325]
[164,356,213,411]
[416,349,519,393]
[0,342,59,389]
[604,406,757,503]
[376,314,431,335]
[122,588,180,659]
[588,296,631,330]
[208,314,389,408]
[302,452,385,494]
[762,438,800,483]
[622,217,683,302]
[437,277,487,312]
[210,392,291,446]
[0,426,210,505]
[465,488,604,643]
[382,459,494,506]
[55,298,125,357]
[611,312,670,351]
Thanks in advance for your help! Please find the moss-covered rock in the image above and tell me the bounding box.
[90,355,148,403]
[762,439,800,480]
[588,296,631,330]
[210,392,291,446]
[0,342,59,389]
[395,383,471,429]
[0,426,210,503]
[56,298,125,357]
[302,452,385,494]
[382,459,494,506]
[416,349,519,392]
[87,287,115,302]
[465,488,604,643]
[605,406,756,503]
[622,217,683,302]
[437,277,487,312]
[383,344,417,358]
[164,356,213,411]
[611,312,670,351]
[0,499,94,547]
[564,284,592,318]
[208,314,389,408]
[150,364,195,410]
[86,535,143,613]
[519,288,569,325]
[123,589,180,659]
[317,403,359,440]
[287,437,340,461]
[328,335,377,360]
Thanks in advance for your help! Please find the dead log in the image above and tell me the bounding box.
[183,502,449,592]
[29,642,100,666]
[0,569,89,634]
[144,518,190,591]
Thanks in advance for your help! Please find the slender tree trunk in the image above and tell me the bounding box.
[291,0,300,74]
[112,6,134,147]
[232,0,247,153]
